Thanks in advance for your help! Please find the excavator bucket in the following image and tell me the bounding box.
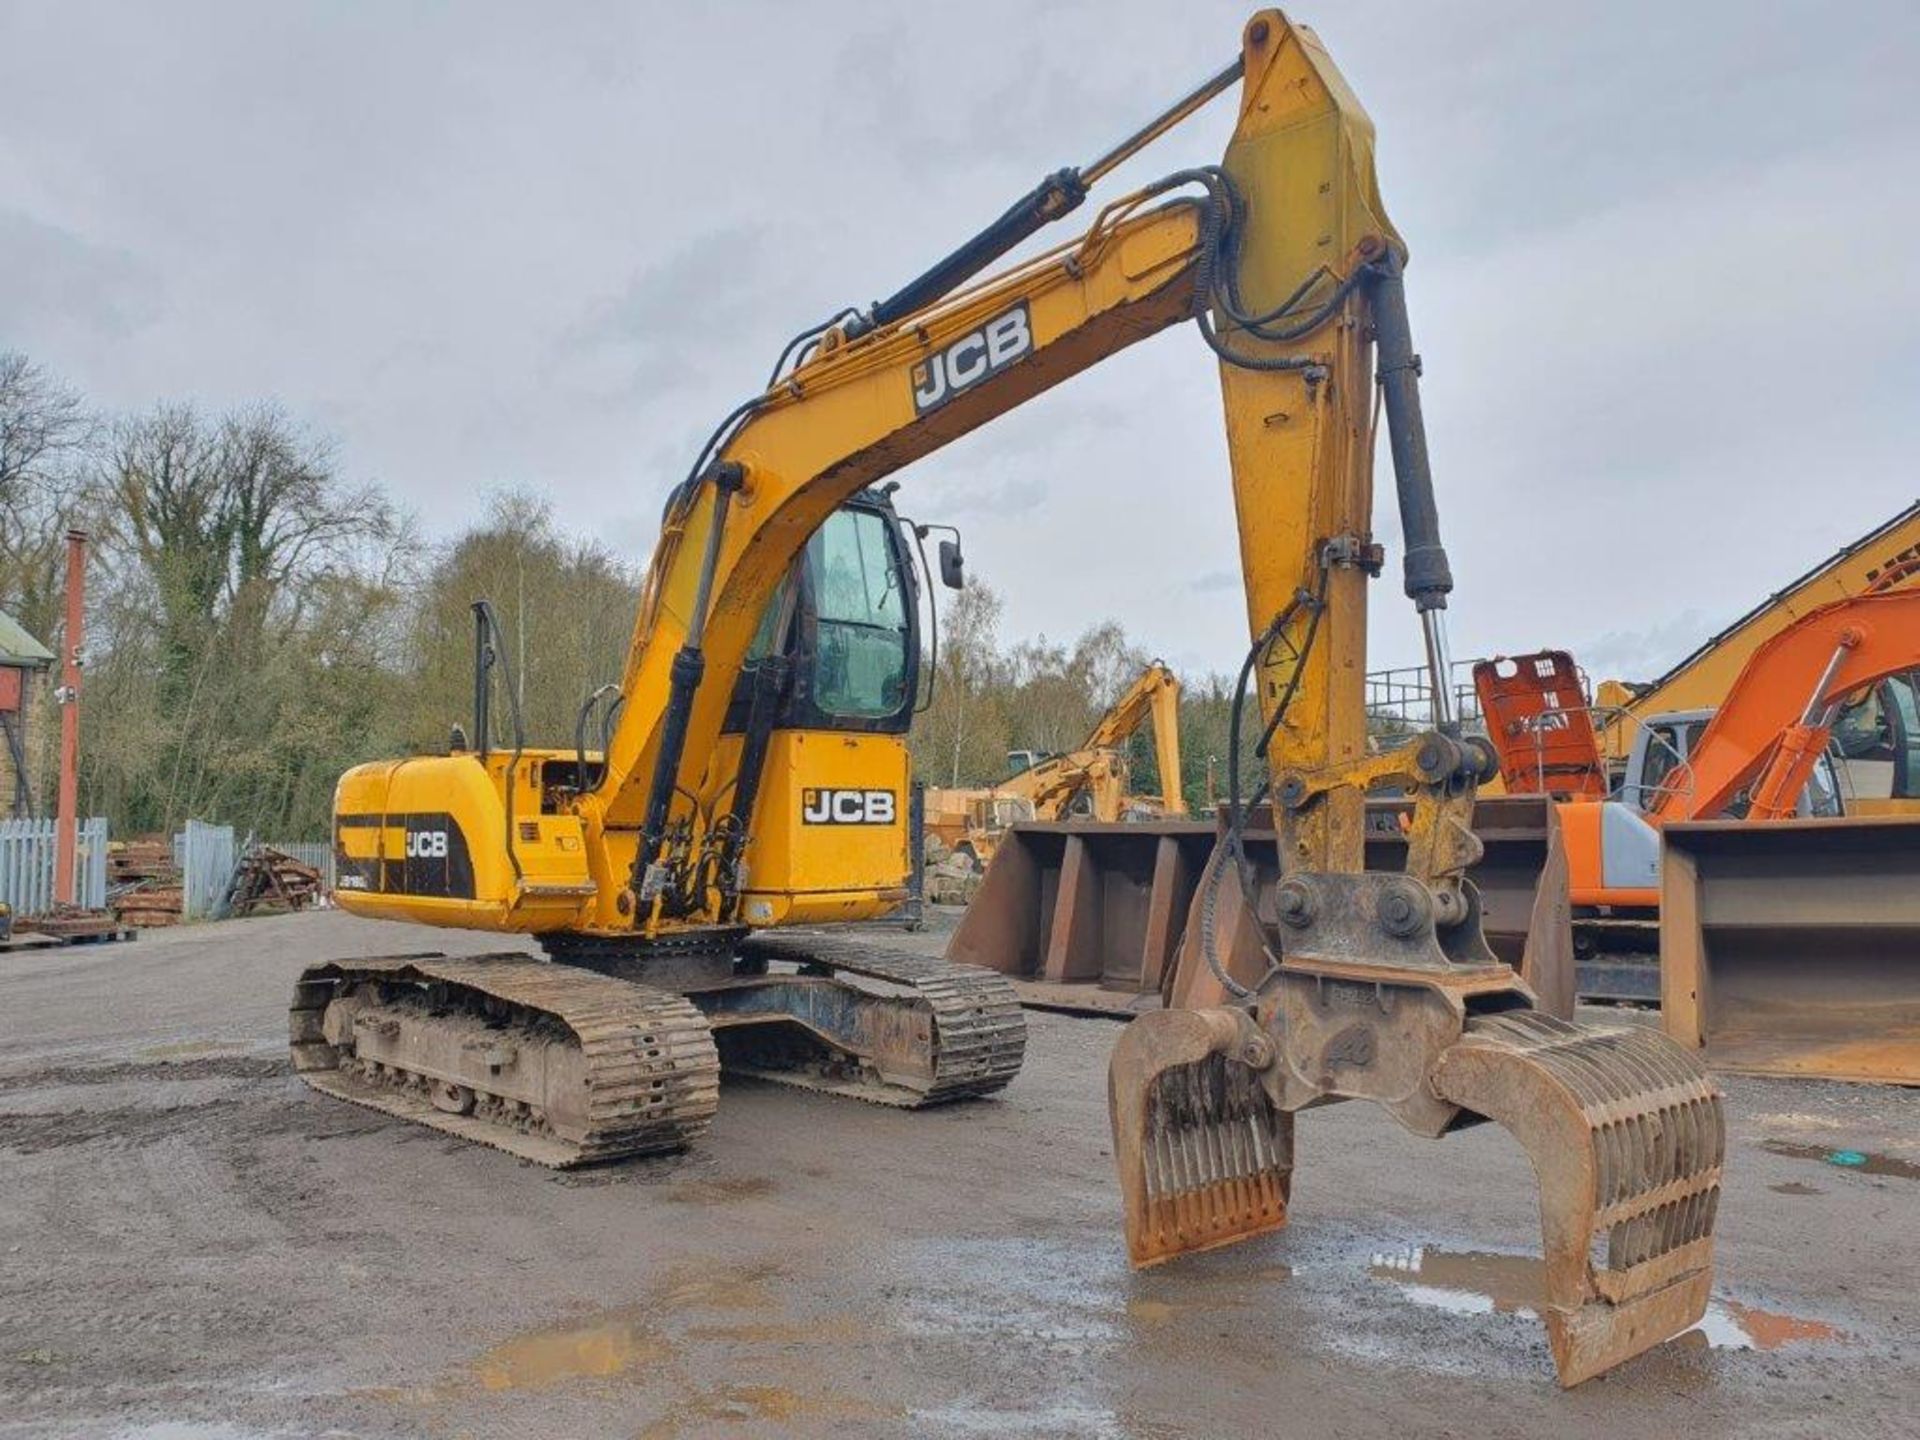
[1473,651,1610,798]
[947,799,1575,1019]
[945,822,1209,1015]
[1109,1001,1724,1386]
[1662,816,1920,1084]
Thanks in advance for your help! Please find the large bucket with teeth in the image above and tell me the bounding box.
[1108,1000,1724,1385]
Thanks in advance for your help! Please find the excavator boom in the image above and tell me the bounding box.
[1646,589,1920,823]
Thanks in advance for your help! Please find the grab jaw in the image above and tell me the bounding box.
[1109,817,1725,1387]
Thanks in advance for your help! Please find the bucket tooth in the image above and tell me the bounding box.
[1109,1007,1292,1267]
[1430,1011,1725,1386]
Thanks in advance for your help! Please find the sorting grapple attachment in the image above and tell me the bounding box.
[1109,1008,1291,1266]
[1431,1011,1724,1386]
[1109,992,1724,1385]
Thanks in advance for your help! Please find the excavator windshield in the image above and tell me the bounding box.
[807,507,913,721]
[727,492,923,737]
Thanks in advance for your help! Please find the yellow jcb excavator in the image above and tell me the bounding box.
[294,10,1722,1385]
[925,658,1186,867]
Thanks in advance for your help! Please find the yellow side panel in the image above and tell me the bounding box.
[332,752,592,934]
[737,730,910,927]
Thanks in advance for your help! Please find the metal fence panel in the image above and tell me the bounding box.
[0,817,108,914]
[78,817,106,909]
[179,819,237,921]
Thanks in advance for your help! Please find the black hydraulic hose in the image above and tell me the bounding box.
[600,693,626,758]
[574,683,621,787]
[767,307,863,386]
[631,462,745,909]
[471,600,526,885]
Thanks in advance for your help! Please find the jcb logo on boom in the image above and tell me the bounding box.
[910,303,1033,414]
[801,789,897,825]
[405,829,449,858]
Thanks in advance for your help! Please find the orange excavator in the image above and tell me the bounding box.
[1479,590,1920,904]
[1477,590,1920,1082]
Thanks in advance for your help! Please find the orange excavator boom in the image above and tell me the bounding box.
[1648,589,1920,823]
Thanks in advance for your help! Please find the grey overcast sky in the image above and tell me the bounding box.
[3,1,1916,680]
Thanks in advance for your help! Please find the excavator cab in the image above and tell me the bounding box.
[716,489,934,926]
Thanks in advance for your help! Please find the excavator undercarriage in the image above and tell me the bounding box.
[292,934,1024,1167]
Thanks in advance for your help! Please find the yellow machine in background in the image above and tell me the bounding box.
[294,10,1723,1385]
[925,659,1186,866]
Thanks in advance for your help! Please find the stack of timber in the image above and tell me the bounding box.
[225,845,324,917]
[110,839,184,928]
[18,903,133,944]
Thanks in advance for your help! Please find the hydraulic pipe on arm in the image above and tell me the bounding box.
[1745,634,1857,820]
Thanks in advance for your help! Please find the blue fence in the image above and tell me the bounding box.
[177,820,236,921]
[0,818,109,915]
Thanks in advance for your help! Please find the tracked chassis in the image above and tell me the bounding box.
[291,935,1025,1167]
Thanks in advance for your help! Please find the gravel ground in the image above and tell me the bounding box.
[0,909,1912,1439]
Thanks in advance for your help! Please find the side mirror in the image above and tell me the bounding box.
[938,537,965,590]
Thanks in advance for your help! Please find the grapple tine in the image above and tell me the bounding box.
[1108,1007,1292,1268]
[1431,1011,1725,1386]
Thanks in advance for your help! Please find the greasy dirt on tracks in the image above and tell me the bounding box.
[0,911,1913,1439]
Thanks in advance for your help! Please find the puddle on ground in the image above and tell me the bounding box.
[663,1174,778,1204]
[391,1260,804,1406]
[656,1259,784,1312]
[471,1309,670,1391]
[1761,1139,1920,1180]
[1368,1247,1843,1351]
[638,1382,898,1438]
[1769,1180,1824,1196]
[1126,1263,1291,1326]
[137,1039,246,1060]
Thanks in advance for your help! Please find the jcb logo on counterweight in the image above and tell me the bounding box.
[801,789,897,825]
[405,829,449,858]
[910,303,1032,414]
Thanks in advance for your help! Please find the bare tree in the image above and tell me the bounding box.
[0,353,94,641]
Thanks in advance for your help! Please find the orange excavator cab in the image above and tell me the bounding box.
[1473,651,1608,799]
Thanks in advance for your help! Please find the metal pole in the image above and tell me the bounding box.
[53,530,86,907]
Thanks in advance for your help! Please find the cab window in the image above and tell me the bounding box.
[807,508,910,720]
